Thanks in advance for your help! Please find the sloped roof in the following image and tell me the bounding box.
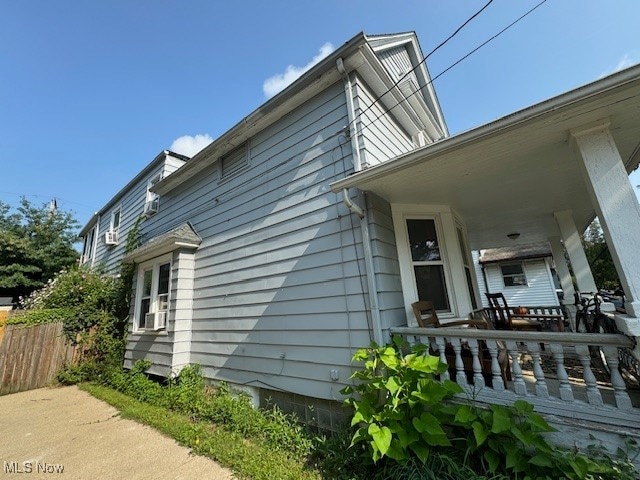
[79,150,189,236]
[122,222,201,264]
[479,242,552,264]
[153,31,447,196]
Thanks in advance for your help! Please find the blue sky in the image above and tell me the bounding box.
[2,0,639,227]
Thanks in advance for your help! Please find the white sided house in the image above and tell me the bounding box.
[81,31,640,449]
[475,243,562,308]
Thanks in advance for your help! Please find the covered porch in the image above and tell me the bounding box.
[331,64,640,451]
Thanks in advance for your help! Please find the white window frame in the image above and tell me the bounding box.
[133,254,172,333]
[392,205,458,320]
[501,262,528,288]
[110,207,121,235]
[81,226,96,264]
[144,172,162,216]
[455,220,479,310]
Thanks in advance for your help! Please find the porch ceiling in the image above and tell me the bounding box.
[331,65,640,250]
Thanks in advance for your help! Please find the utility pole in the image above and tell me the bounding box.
[48,198,57,218]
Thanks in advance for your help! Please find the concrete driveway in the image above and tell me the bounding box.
[0,386,234,479]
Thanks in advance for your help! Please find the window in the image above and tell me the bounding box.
[456,224,478,309]
[81,227,95,264]
[144,173,162,216]
[406,218,450,311]
[501,263,527,287]
[134,255,171,331]
[110,208,121,234]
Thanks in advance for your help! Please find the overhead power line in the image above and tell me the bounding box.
[351,0,495,132]
[359,0,549,135]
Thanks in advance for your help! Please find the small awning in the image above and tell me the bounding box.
[123,223,201,264]
[479,242,552,264]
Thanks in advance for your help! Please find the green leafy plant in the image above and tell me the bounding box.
[341,337,462,464]
[342,338,639,480]
[6,307,74,327]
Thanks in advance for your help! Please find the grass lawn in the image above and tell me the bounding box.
[81,383,322,480]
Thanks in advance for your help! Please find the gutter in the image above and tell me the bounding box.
[330,63,640,193]
[153,33,369,196]
[79,150,182,235]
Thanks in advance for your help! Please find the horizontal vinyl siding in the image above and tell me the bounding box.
[92,175,150,274]
[123,252,181,376]
[134,83,374,399]
[366,193,405,332]
[484,259,559,307]
[352,75,414,167]
[88,157,183,274]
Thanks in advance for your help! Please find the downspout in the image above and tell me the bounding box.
[337,57,384,346]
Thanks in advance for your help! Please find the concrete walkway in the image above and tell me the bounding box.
[0,386,234,479]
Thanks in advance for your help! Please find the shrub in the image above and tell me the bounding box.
[341,337,462,464]
[6,307,74,327]
[341,338,638,480]
[20,265,117,312]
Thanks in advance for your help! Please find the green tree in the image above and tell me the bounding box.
[582,218,620,290]
[0,198,79,301]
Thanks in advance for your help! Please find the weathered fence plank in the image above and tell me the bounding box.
[0,322,78,395]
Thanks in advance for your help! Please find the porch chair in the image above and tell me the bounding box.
[485,292,542,331]
[411,301,488,328]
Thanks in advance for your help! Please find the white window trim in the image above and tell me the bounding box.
[501,262,528,288]
[144,172,163,216]
[81,225,98,265]
[455,219,480,310]
[392,204,460,322]
[133,253,172,333]
[110,207,121,234]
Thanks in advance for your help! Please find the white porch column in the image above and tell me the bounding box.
[548,236,575,304]
[571,121,640,318]
[554,210,598,294]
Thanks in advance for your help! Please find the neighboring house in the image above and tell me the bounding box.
[474,242,561,308]
[0,297,13,312]
[81,30,640,444]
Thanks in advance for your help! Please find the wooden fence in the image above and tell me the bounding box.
[0,322,78,395]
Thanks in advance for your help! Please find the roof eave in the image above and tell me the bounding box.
[330,63,640,193]
[153,32,369,196]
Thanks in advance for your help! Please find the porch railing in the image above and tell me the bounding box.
[389,327,640,429]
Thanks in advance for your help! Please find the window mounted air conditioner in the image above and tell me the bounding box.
[104,231,118,246]
[144,198,159,216]
[144,312,155,330]
[155,311,167,330]
[143,311,167,330]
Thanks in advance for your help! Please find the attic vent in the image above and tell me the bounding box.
[220,143,248,178]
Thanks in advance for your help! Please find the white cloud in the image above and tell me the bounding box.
[170,134,213,157]
[263,42,335,99]
[600,53,638,78]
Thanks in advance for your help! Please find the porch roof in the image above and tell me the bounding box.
[330,64,640,250]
